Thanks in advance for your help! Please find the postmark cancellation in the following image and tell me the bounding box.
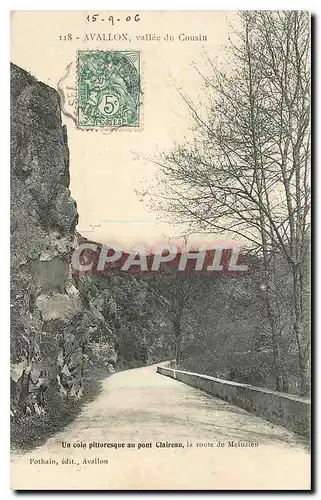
[77,50,140,130]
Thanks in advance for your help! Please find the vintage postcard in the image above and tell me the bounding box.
[10,10,311,490]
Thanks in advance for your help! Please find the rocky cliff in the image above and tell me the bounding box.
[10,63,97,415]
[10,64,172,425]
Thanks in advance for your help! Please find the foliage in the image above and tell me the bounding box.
[141,11,310,395]
[11,375,103,451]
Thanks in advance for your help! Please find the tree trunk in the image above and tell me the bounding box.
[262,259,285,392]
[293,317,309,396]
[268,306,287,392]
[173,317,182,366]
[293,269,310,396]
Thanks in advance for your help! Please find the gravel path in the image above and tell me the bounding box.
[11,363,310,490]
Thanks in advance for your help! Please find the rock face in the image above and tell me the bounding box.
[10,64,172,421]
[10,63,88,415]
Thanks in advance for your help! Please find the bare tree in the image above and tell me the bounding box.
[144,12,310,394]
[150,269,208,366]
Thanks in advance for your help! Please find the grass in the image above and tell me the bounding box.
[11,370,107,452]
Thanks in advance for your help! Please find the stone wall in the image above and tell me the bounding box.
[157,366,310,436]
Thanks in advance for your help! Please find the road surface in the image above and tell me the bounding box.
[11,363,310,490]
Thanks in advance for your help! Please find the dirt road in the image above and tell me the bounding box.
[11,363,310,490]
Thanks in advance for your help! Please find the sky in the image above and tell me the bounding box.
[11,10,237,249]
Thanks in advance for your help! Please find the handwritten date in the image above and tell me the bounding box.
[86,13,140,26]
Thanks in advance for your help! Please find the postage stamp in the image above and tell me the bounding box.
[77,50,140,129]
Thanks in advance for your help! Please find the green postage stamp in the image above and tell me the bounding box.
[77,50,140,129]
